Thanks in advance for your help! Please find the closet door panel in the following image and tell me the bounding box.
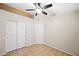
[16,23,26,49]
[5,21,16,52]
[35,24,44,44]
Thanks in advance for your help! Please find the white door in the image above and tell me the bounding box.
[5,21,17,52]
[16,23,26,49]
[35,24,44,44]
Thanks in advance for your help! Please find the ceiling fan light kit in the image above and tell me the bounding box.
[36,8,42,13]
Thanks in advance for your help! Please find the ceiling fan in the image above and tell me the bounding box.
[26,3,52,16]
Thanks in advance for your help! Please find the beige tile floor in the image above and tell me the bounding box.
[4,44,71,56]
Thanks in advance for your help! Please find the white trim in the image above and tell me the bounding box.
[26,43,35,47]
[45,43,76,56]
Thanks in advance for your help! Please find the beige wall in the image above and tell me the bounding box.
[44,10,79,55]
[0,9,34,55]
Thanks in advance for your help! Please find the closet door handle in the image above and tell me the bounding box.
[6,37,8,39]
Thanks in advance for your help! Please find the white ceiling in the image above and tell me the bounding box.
[5,3,79,15]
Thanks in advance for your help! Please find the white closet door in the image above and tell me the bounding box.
[5,21,16,52]
[16,23,26,49]
[35,24,44,44]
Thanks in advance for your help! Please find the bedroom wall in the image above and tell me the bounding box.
[44,10,79,55]
[0,9,34,55]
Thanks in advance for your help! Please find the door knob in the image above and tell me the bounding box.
[6,37,8,39]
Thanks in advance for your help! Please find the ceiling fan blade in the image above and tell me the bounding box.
[34,3,36,6]
[42,11,47,15]
[38,3,41,8]
[43,4,52,9]
[35,13,38,16]
[34,3,37,8]
[26,9,35,11]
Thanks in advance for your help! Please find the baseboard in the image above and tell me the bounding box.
[2,44,76,56]
[26,43,45,47]
[45,43,76,56]
[26,43,35,47]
